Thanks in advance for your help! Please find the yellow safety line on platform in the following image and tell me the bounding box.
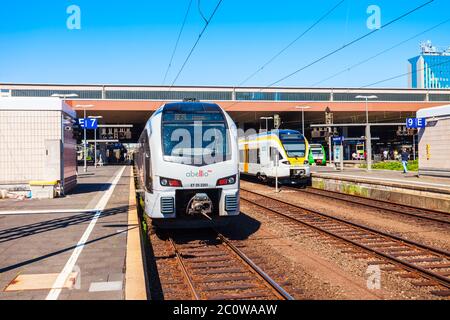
[125,168,148,300]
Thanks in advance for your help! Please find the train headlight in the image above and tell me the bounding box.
[217,175,237,186]
[160,177,182,187]
[281,160,291,165]
[304,160,309,165]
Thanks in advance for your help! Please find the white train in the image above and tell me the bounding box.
[239,130,311,186]
[135,102,240,228]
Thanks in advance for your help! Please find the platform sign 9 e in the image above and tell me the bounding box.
[406,118,426,129]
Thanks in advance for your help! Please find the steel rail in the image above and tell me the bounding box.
[216,232,294,300]
[287,187,450,226]
[168,237,200,300]
[240,189,450,289]
[241,188,450,257]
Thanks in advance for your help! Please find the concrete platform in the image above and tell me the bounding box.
[0,166,147,300]
[311,167,450,213]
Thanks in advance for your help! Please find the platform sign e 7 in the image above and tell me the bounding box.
[78,118,98,130]
[406,118,426,129]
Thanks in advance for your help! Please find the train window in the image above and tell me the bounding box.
[270,147,283,163]
[280,134,306,158]
[248,149,259,164]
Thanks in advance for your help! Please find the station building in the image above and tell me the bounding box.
[0,97,78,194]
[1,83,450,161]
[417,104,450,177]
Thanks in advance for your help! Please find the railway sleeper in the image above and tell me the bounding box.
[202,283,260,292]
[430,290,450,297]
[188,262,236,269]
[209,292,273,300]
[404,257,443,263]
[193,268,246,275]
[200,276,254,283]
[424,263,450,269]
[411,280,440,287]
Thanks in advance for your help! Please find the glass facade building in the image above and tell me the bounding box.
[409,54,450,89]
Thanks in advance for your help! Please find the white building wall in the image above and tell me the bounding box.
[418,118,450,174]
[0,110,61,184]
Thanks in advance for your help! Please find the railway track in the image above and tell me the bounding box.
[240,188,450,298]
[154,229,293,300]
[287,186,450,226]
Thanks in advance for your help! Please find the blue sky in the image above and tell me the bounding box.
[0,0,448,87]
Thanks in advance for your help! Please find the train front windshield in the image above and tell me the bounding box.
[162,105,231,165]
[280,133,306,158]
[310,146,324,156]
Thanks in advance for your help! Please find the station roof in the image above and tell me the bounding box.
[1,83,450,103]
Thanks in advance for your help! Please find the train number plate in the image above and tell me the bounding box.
[190,183,209,188]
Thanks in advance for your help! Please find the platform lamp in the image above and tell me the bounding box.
[88,116,103,168]
[355,95,378,171]
[51,93,79,100]
[295,106,312,135]
[75,104,95,173]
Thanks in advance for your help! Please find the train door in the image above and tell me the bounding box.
[259,141,270,176]
[269,145,283,177]
[143,132,153,193]
[247,145,259,175]
[243,144,249,173]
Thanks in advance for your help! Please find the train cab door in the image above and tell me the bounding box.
[269,143,279,177]
[259,141,270,176]
[142,130,153,193]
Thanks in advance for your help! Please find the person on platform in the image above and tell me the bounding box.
[401,148,410,174]
[383,149,388,161]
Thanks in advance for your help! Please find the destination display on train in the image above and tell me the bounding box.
[163,113,225,122]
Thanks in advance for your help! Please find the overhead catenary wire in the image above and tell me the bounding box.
[197,0,208,23]
[162,0,194,85]
[265,0,435,88]
[225,0,436,110]
[237,0,346,87]
[170,0,224,87]
[311,17,450,87]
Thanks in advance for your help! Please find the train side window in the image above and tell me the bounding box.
[270,147,275,162]
[270,147,283,163]
[249,148,258,164]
